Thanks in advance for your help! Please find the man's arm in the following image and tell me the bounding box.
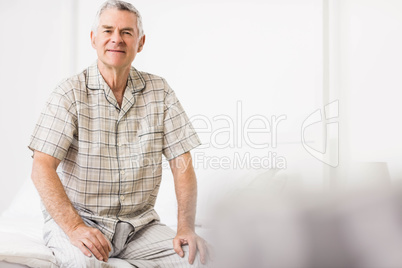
[31,151,111,262]
[169,151,207,265]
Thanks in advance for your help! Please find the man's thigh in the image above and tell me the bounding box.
[119,221,208,268]
[43,218,124,268]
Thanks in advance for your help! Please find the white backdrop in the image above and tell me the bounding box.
[0,0,401,223]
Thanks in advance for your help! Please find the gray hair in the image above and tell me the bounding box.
[92,0,144,38]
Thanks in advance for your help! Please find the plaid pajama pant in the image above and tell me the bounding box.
[44,219,207,268]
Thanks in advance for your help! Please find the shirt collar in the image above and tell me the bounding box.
[85,61,146,93]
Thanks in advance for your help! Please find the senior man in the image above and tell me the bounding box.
[29,1,208,267]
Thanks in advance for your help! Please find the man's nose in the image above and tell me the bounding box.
[111,31,123,44]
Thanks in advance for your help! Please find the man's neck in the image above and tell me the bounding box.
[97,60,130,95]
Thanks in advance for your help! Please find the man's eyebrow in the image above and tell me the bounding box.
[121,27,134,32]
[101,25,114,29]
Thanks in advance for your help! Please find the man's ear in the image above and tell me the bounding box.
[90,31,96,49]
[137,35,146,53]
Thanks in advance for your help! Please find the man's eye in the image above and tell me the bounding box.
[123,32,132,35]
[104,30,111,33]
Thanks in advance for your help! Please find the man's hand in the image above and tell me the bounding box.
[67,223,111,262]
[173,228,208,265]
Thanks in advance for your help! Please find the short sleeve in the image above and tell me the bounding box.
[162,81,201,160]
[28,88,77,161]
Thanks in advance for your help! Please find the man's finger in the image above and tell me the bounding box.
[173,238,184,257]
[95,232,111,260]
[197,239,207,264]
[188,238,197,265]
[82,238,104,261]
[76,241,92,257]
[93,235,109,261]
[90,228,108,257]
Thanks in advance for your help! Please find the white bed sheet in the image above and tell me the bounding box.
[0,261,31,268]
[0,177,56,268]
[0,217,56,268]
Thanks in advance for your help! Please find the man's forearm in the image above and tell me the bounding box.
[31,153,84,236]
[170,152,209,265]
[170,152,198,231]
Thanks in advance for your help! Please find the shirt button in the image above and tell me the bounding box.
[120,170,125,175]
[117,142,122,147]
[120,195,125,201]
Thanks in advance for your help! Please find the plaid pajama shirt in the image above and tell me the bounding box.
[28,62,201,243]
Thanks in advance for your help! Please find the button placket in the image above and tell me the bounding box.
[116,119,127,209]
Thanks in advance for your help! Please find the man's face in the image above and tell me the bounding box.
[91,8,145,70]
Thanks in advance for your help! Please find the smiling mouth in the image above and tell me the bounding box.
[107,50,125,53]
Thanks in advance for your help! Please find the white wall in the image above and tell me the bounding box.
[330,0,402,184]
[346,0,402,177]
[0,0,77,213]
[1,0,400,222]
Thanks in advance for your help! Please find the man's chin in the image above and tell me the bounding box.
[98,59,131,70]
